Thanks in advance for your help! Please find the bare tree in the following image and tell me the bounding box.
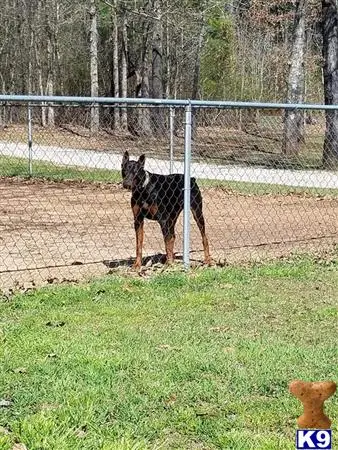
[322,0,338,168]
[192,19,205,140]
[191,22,205,101]
[27,0,34,96]
[35,0,46,126]
[152,1,163,99]
[46,26,55,125]
[139,40,152,135]
[164,0,171,98]
[151,0,164,132]
[89,0,99,133]
[111,0,120,128]
[0,0,325,133]
[121,9,128,130]
[282,0,307,156]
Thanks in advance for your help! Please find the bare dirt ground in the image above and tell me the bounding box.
[0,177,337,290]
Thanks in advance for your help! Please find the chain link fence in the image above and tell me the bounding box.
[0,96,337,289]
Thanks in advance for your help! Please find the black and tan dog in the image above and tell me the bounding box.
[121,151,211,269]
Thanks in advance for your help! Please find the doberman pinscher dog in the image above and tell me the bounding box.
[121,151,211,269]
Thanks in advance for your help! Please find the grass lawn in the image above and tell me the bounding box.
[1,155,337,196]
[0,155,121,184]
[0,257,337,449]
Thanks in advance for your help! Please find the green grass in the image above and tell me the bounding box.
[0,258,337,449]
[1,155,337,196]
[198,178,338,196]
[0,156,121,184]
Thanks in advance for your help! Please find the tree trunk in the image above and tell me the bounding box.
[121,11,128,130]
[0,74,5,127]
[152,3,163,99]
[191,23,205,101]
[191,21,205,141]
[282,0,307,156]
[35,0,46,126]
[322,0,338,168]
[151,0,163,133]
[55,2,63,95]
[111,0,120,129]
[164,0,170,98]
[140,44,152,136]
[35,34,46,127]
[90,0,99,133]
[137,22,152,136]
[46,0,57,127]
[46,33,55,126]
[27,3,34,96]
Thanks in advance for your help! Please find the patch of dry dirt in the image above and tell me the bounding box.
[0,177,337,289]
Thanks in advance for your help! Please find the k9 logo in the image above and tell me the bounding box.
[296,430,332,449]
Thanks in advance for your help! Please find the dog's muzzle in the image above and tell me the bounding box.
[122,181,132,190]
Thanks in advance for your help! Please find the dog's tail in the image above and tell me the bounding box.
[190,177,198,188]
[190,177,201,196]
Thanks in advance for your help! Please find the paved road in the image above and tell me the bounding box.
[1,141,338,189]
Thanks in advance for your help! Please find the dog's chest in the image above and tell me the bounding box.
[141,202,159,219]
[137,189,159,218]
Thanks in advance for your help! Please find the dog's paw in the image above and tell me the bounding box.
[204,257,213,266]
[132,260,142,270]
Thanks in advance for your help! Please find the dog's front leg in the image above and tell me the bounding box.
[132,205,144,269]
[133,219,144,269]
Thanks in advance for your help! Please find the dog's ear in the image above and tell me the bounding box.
[138,154,145,168]
[122,151,129,165]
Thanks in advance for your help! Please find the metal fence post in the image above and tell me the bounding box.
[27,104,33,176]
[169,106,175,174]
[183,103,192,269]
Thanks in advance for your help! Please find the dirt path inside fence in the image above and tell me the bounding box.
[0,178,337,290]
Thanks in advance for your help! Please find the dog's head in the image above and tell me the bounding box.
[121,151,146,190]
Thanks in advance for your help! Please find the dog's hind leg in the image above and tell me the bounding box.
[160,216,179,264]
[191,191,211,265]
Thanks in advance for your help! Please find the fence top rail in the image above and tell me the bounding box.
[0,94,337,110]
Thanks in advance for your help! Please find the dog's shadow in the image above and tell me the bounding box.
[103,253,183,269]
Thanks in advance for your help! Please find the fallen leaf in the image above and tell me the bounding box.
[209,326,230,333]
[0,288,14,301]
[75,425,87,438]
[0,426,11,435]
[40,403,59,411]
[157,344,173,351]
[216,258,227,267]
[164,394,177,408]
[12,444,28,450]
[122,285,133,293]
[223,347,235,353]
[95,289,106,295]
[219,283,234,289]
[60,278,79,284]
[195,406,218,417]
[76,430,86,438]
[46,321,65,327]
[13,367,27,374]
[46,277,58,284]
[145,259,153,268]
[0,399,13,407]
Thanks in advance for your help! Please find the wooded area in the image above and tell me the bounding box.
[0,0,323,103]
[1,0,338,166]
